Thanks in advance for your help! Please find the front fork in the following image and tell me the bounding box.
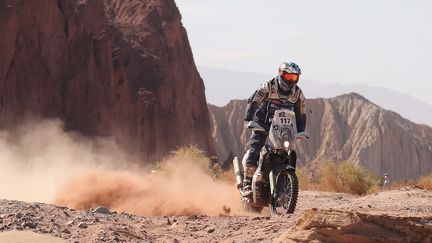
[269,165,295,214]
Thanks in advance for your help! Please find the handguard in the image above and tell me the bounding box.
[244,121,266,132]
[295,132,310,140]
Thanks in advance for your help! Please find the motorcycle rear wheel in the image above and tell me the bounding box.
[271,170,298,215]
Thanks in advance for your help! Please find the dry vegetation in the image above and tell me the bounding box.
[297,161,381,195]
[164,146,212,172]
[319,161,380,195]
[166,146,237,184]
[415,174,432,190]
[171,147,432,196]
[299,162,432,195]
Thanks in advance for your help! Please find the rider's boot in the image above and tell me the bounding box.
[242,165,256,198]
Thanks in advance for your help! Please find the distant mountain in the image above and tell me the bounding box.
[208,93,432,181]
[302,80,432,127]
[199,66,432,126]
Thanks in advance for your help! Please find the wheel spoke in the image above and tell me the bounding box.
[273,171,298,213]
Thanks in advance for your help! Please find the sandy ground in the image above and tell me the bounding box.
[1,188,431,242]
[0,230,66,243]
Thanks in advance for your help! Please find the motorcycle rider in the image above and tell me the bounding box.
[242,61,307,197]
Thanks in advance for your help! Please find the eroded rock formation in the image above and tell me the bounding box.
[275,208,432,243]
[208,93,432,180]
[0,0,214,161]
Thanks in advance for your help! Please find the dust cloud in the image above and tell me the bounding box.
[54,160,241,216]
[0,120,242,216]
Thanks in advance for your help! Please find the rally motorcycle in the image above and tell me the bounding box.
[233,109,309,215]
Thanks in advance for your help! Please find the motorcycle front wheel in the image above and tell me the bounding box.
[271,170,298,215]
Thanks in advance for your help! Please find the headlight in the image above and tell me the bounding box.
[283,141,290,148]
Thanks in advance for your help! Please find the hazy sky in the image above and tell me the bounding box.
[175,0,432,105]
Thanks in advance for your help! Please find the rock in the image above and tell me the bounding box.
[92,206,111,214]
[274,209,432,242]
[15,212,22,218]
[65,220,74,226]
[0,0,215,161]
[187,215,199,220]
[171,222,179,227]
[207,228,215,233]
[63,229,71,234]
[222,205,231,214]
[21,221,37,229]
[77,222,88,229]
[167,218,171,225]
[14,226,23,231]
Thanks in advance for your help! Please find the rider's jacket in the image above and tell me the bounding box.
[244,77,306,132]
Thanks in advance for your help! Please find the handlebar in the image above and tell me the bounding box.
[245,121,310,139]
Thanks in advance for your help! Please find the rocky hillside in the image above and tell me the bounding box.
[209,93,432,181]
[0,0,214,161]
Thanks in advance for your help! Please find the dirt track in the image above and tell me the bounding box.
[1,189,431,242]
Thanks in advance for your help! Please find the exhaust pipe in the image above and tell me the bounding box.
[233,156,243,189]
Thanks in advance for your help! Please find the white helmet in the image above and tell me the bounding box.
[278,61,301,92]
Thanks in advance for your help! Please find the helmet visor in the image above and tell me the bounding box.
[281,72,299,82]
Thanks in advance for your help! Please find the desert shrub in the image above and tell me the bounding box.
[163,146,235,183]
[163,146,211,171]
[386,179,415,190]
[297,167,313,190]
[317,161,380,195]
[415,174,432,190]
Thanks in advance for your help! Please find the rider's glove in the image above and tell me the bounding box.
[244,121,250,129]
[243,118,251,129]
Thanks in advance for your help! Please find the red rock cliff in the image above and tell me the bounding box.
[0,0,214,161]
